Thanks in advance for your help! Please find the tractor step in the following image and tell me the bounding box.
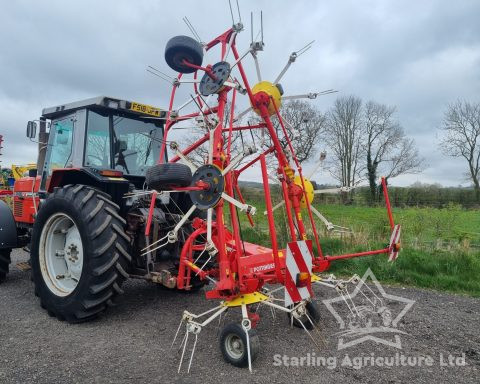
[16,262,31,272]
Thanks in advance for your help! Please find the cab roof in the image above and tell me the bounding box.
[41,96,167,120]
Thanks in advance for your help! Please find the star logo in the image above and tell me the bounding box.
[322,268,415,350]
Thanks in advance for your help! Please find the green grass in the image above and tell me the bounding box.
[232,199,480,297]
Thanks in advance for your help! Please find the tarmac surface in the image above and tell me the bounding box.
[1,249,479,383]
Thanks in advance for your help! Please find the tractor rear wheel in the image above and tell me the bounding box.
[0,249,11,284]
[30,185,131,323]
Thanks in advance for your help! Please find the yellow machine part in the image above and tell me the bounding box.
[222,292,269,307]
[311,274,322,282]
[294,176,314,208]
[251,81,282,116]
[11,164,36,180]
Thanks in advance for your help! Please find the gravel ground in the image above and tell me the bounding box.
[1,249,479,384]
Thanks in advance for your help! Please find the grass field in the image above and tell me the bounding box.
[234,199,480,297]
[2,194,479,296]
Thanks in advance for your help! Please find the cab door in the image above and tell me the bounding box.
[40,113,77,191]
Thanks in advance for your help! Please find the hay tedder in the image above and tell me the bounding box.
[0,10,401,372]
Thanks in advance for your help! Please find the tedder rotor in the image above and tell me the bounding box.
[140,15,402,372]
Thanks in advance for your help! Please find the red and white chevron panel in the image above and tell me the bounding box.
[388,224,401,262]
[284,240,313,307]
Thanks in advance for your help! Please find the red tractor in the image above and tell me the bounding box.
[0,20,401,371]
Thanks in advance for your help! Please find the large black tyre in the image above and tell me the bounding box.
[165,35,204,73]
[288,300,321,330]
[220,323,260,368]
[146,163,192,190]
[30,185,131,323]
[0,249,11,284]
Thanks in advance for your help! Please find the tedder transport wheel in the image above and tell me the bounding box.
[165,35,204,74]
[146,163,193,190]
[30,185,131,323]
[220,323,260,368]
[288,300,321,330]
[0,249,11,284]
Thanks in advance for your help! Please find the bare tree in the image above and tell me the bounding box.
[439,100,480,201]
[273,100,327,163]
[365,101,423,200]
[180,101,252,166]
[246,100,326,175]
[325,95,364,187]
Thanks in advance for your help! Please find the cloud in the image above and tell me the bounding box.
[0,0,479,187]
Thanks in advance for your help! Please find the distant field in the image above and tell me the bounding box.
[233,199,480,297]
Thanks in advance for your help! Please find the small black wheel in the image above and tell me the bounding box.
[220,323,260,368]
[165,35,203,74]
[146,163,192,190]
[0,249,11,284]
[288,301,321,330]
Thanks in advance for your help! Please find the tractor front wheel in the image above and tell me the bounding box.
[30,185,131,323]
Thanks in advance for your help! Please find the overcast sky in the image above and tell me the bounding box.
[1,0,479,187]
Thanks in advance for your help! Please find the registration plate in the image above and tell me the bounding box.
[129,102,162,117]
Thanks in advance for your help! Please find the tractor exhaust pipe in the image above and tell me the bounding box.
[36,117,48,172]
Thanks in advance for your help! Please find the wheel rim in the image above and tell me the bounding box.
[39,213,84,297]
[225,333,244,360]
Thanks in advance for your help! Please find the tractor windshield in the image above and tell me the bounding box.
[112,116,162,176]
[84,110,163,176]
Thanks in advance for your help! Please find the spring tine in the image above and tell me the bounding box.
[177,330,187,353]
[195,253,212,276]
[305,312,326,347]
[171,318,184,349]
[244,327,252,373]
[178,330,189,373]
[187,333,198,373]
[298,316,320,349]
[270,304,276,322]
[216,312,223,336]
[141,233,168,252]
[228,0,235,25]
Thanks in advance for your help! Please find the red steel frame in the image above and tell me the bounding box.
[147,26,398,300]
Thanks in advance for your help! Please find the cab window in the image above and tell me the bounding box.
[112,116,161,175]
[85,111,111,168]
[48,117,74,171]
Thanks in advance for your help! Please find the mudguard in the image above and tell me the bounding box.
[0,200,17,249]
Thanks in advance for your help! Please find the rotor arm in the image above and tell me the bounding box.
[221,192,256,215]
[221,145,257,176]
[273,52,297,85]
[170,142,197,173]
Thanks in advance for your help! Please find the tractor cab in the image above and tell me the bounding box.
[27,96,167,194]
[13,97,167,226]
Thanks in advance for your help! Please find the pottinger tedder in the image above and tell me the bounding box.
[142,13,401,371]
[0,7,401,374]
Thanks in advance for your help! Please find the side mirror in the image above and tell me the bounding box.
[26,121,37,138]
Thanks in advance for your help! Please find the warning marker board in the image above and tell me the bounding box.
[388,224,401,262]
[284,240,313,307]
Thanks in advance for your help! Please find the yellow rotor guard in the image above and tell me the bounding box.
[294,176,314,208]
[221,292,269,307]
[311,274,322,282]
[251,81,282,116]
